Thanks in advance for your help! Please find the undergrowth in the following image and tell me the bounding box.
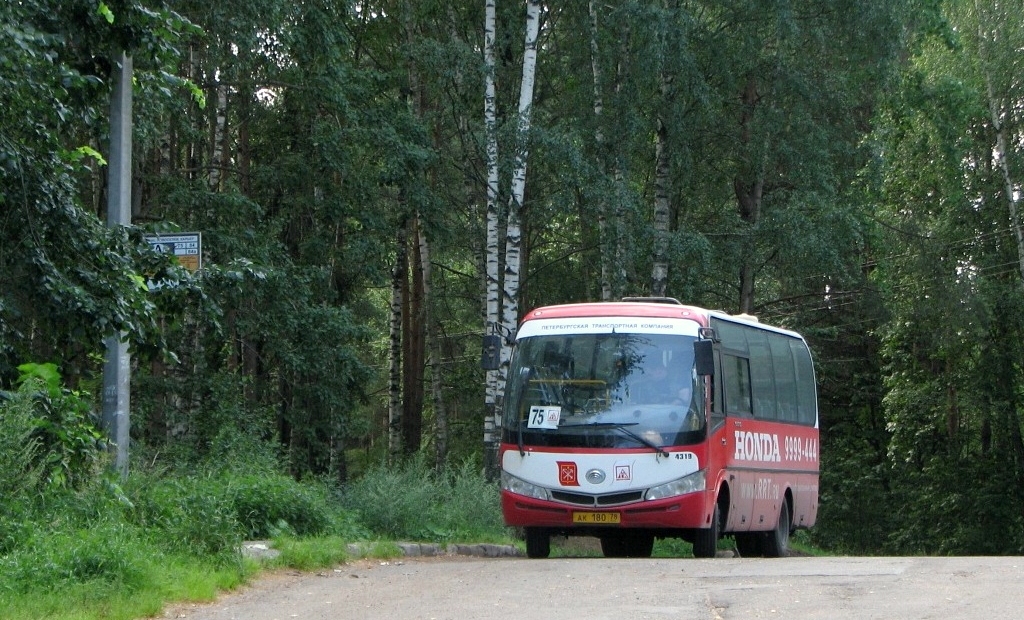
[1,378,513,620]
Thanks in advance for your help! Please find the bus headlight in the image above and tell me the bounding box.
[645,469,706,501]
[501,471,551,501]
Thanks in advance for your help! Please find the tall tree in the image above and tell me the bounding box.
[482,0,503,473]
[483,0,543,474]
[969,0,1024,284]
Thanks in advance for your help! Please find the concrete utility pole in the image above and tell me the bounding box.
[102,52,133,478]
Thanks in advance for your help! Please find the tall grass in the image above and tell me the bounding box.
[1,378,513,619]
[0,381,43,506]
[340,456,511,543]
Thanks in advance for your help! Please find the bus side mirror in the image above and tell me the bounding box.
[694,339,715,376]
[481,334,501,370]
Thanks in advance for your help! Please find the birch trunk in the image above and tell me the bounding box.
[482,0,501,475]
[986,83,1024,283]
[502,0,541,335]
[591,1,629,300]
[209,81,228,191]
[590,0,612,301]
[498,0,542,448]
[651,114,670,296]
[651,1,680,297]
[612,24,631,298]
[972,0,1024,468]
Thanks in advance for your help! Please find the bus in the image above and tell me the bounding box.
[490,298,819,558]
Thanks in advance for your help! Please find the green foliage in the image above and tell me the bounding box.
[340,457,508,542]
[225,474,336,539]
[0,521,153,594]
[813,435,892,554]
[126,474,243,561]
[0,384,43,506]
[15,363,108,490]
[0,0,202,385]
[6,0,1024,563]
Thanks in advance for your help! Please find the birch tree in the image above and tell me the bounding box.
[482,0,543,474]
[500,0,542,346]
[482,0,502,474]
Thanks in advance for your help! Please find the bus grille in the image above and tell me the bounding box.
[549,490,644,506]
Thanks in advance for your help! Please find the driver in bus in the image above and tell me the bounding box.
[634,363,682,403]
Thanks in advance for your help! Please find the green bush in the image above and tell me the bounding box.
[0,382,42,505]
[341,457,509,542]
[127,475,243,560]
[426,461,505,541]
[13,363,107,491]
[225,473,334,538]
[340,457,439,539]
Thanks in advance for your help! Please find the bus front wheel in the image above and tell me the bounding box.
[692,504,721,558]
[524,527,550,558]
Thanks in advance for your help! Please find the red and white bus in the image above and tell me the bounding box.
[494,298,819,558]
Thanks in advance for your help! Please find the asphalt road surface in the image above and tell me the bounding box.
[163,554,1024,620]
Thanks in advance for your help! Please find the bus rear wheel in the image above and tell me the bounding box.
[524,527,550,558]
[763,501,791,558]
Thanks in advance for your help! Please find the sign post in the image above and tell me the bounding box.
[102,52,133,479]
[144,232,202,273]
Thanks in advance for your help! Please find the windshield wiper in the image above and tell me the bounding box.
[517,418,525,456]
[559,422,669,458]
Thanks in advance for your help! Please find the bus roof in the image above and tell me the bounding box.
[521,300,804,340]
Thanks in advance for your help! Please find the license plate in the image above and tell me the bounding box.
[572,511,621,524]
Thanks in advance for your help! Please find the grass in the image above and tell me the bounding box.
[0,454,517,620]
[0,556,256,620]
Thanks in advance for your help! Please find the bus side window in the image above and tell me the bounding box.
[792,340,818,426]
[770,334,798,422]
[709,351,725,429]
[723,353,752,416]
[747,330,775,419]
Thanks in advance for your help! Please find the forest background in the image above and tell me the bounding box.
[3,0,1024,574]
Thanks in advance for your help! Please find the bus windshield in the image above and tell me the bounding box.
[501,332,705,449]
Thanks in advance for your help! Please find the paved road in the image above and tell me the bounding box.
[165,555,1024,620]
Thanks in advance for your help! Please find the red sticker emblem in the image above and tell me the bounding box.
[557,461,579,486]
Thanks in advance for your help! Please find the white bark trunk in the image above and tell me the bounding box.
[482,0,501,471]
[209,82,228,191]
[612,24,630,298]
[652,117,671,295]
[590,0,613,301]
[502,0,541,336]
